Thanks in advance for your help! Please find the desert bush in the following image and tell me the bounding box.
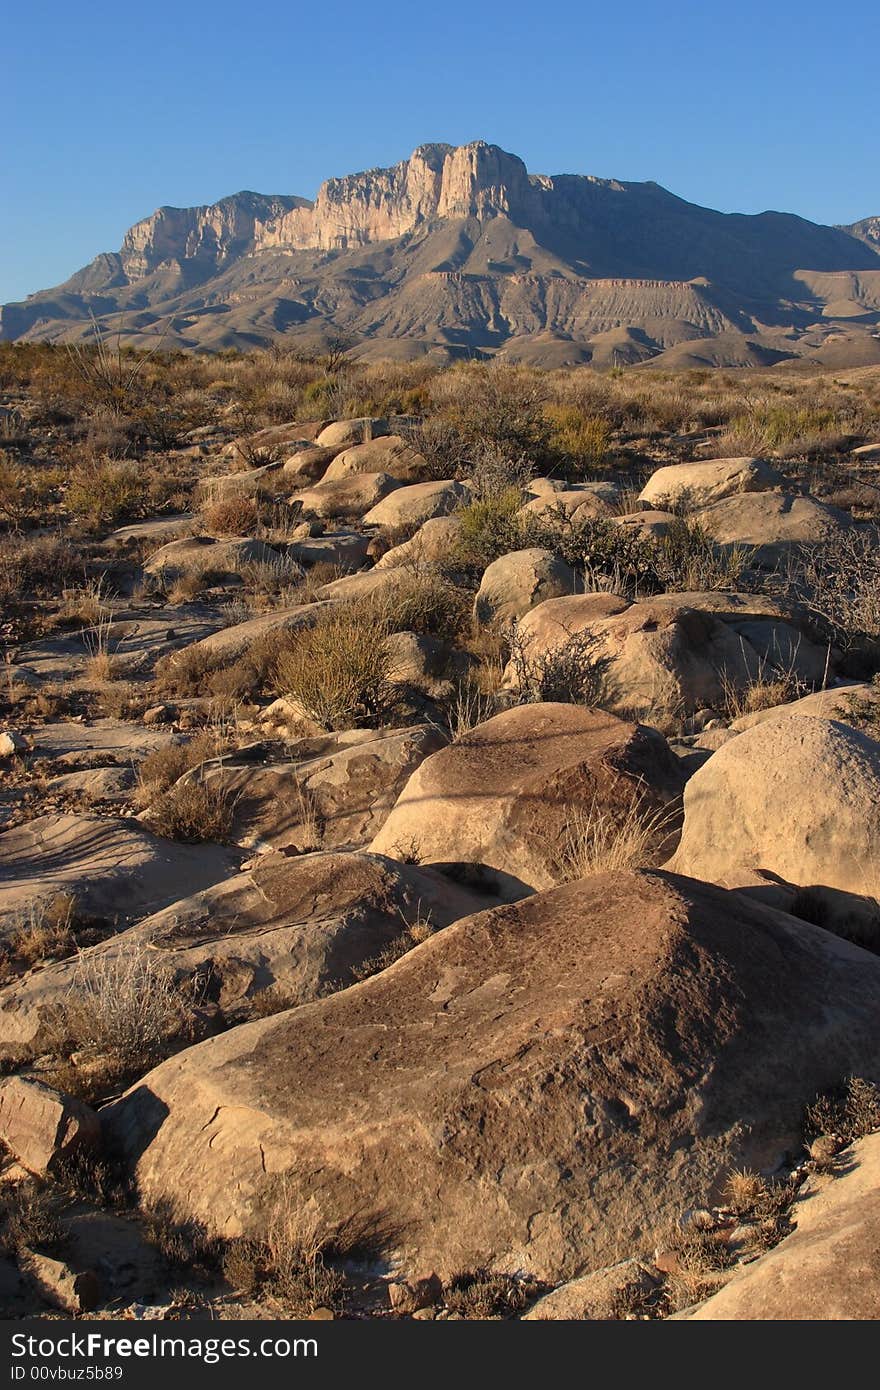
[222,1184,346,1315]
[47,944,203,1068]
[656,517,755,591]
[382,570,471,643]
[154,644,223,695]
[66,458,148,526]
[453,488,527,570]
[804,1076,880,1144]
[401,417,471,480]
[0,534,80,601]
[507,624,612,706]
[545,404,612,471]
[145,776,236,842]
[274,602,397,730]
[0,1182,67,1258]
[0,453,59,530]
[529,510,660,594]
[137,732,222,800]
[201,495,259,536]
[431,362,550,457]
[793,529,880,651]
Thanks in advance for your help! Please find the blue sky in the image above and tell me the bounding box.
[3,0,878,303]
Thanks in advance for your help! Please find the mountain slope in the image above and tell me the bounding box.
[3,142,880,367]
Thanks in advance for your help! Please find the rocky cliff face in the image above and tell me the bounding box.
[119,191,307,278]
[847,216,880,249]
[257,142,536,253]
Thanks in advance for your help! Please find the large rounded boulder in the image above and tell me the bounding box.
[369,703,686,893]
[101,871,880,1283]
[668,716,880,896]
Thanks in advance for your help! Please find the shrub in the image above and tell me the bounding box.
[201,495,259,536]
[507,624,612,706]
[274,602,396,730]
[383,571,471,643]
[453,488,526,569]
[47,944,203,1068]
[545,405,612,471]
[444,1270,536,1319]
[145,776,236,842]
[66,458,147,526]
[137,732,223,800]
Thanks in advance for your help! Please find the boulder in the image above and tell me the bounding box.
[0,730,26,758]
[502,592,830,719]
[612,510,677,541]
[315,417,417,450]
[523,1260,658,1320]
[287,531,370,572]
[101,871,880,1281]
[667,716,880,897]
[196,463,281,504]
[174,601,330,664]
[363,480,469,529]
[374,516,462,571]
[0,1078,100,1177]
[321,435,429,483]
[729,682,880,733]
[281,445,337,484]
[638,457,783,509]
[695,492,853,567]
[677,1131,880,1319]
[519,487,615,524]
[143,536,280,582]
[0,813,237,926]
[474,548,579,626]
[293,472,401,520]
[0,850,494,1051]
[370,704,685,893]
[223,421,327,459]
[19,1252,100,1315]
[182,724,448,853]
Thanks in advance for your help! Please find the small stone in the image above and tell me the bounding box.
[0,730,25,758]
[411,1307,436,1320]
[652,1249,683,1275]
[21,1252,101,1314]
[387,1272,442,1313]
[143,705,172,725]
[307,1307,334,1320]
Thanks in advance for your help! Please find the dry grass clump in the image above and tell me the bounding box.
[656,517,756,591]
[793,529,880,651]
[1,892,77,969]
[144,776,236,843]
[154,644,222,695]
[43,944,204,1092]
[136,731,223,801]
[350,915,436,984]
[443,1270,537,1319]
[0,1181,67,1259]
[661,1225,734,1311]
[201,494,259,535]
[274,602,397,730]
[557,797,674,881]
[222,1185,346,1315]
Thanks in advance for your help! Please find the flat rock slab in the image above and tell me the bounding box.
[27,719,177,768]
[0,813,238,926]
[105,515,194,546]
[0,850,497,1050]
[10,605,226,684]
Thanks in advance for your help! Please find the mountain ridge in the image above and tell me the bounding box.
[4,141,880,368]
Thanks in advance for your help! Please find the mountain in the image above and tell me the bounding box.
[4,141,880,368]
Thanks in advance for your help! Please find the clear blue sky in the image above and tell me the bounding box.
[4,0,878,304]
